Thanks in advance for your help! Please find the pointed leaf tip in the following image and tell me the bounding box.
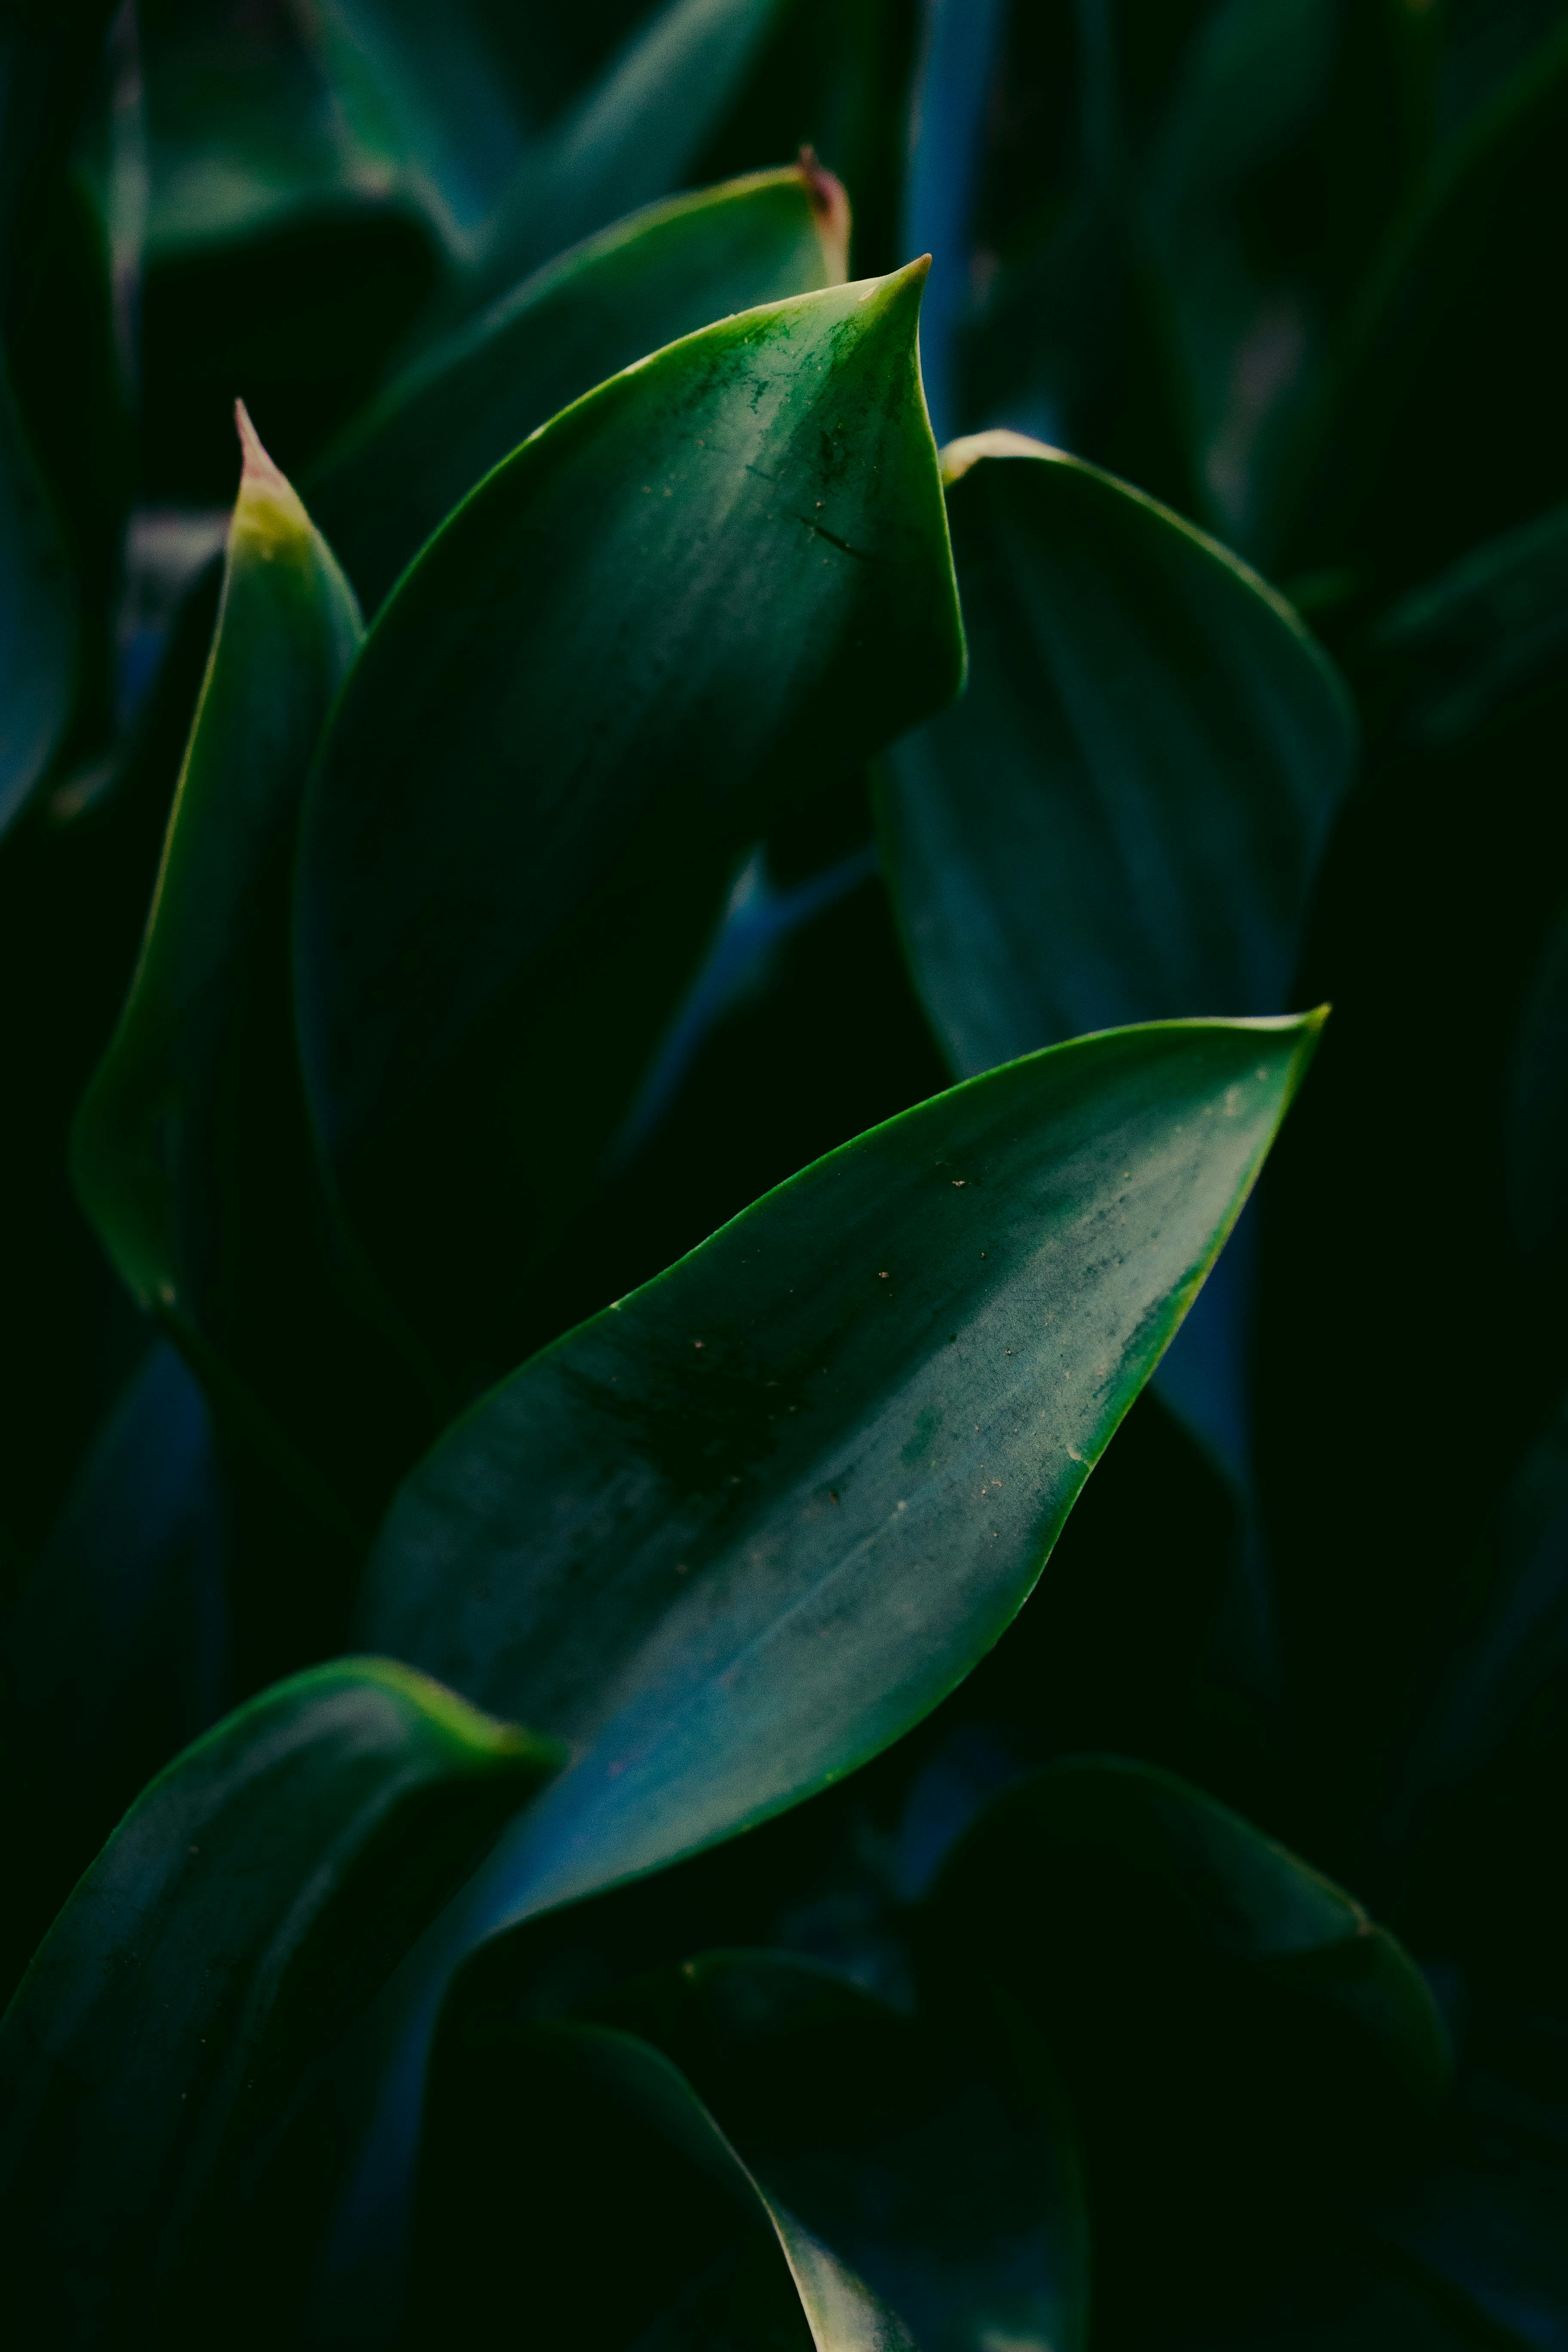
[234,399,291,499]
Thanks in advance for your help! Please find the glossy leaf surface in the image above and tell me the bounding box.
[328,1014,1317,2316]
[296,260,965,1384]
[582,1949,1087,2352]
[414,2015,916,2348]
[362,1012,1321,1924]
[310,160,850,616]
[0,1658,559,2345]
[879,433,1352,1480]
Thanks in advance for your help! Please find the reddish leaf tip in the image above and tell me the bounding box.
[797,146,851,284]
[234,398,290,498]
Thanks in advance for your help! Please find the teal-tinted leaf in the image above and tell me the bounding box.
[309,159,850,617]
[0,1657,559,2344]
[325,1010,1320,2307]
[413,2015,916,2348]
[879,433,1352,1482]
[0,1341,224,2002]
[139,0,374,259]
[362,1016,1320,1920]
[882,434,1353,1073]
[468,0,793,306]
[580,1949,1088,2352]
[931,1753,1450,2109]
[295,260,964,1386]
[0,360,74,836]
[888,0,1008,443]
[295,0,542,254]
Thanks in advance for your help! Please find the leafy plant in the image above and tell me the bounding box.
[3,3,1568,2347]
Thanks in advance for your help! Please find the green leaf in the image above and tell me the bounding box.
[924,1754,1451,2340]
[322,1009,1322,2311]
[363,1015,1320,1914]
[881,434,1354,1075]
[0,1657,560,2344]
[466,0,795,305]
[294,258,965,1387]
[294,0,543,254]
[412,2015,916,2348]
[309,159,850,617]
[930,1753,1450,2109]
[70,410,434,1665]
[578,1949,1089,2352]
[73,404,359,1333]
[138,0,373,258]
[878,434,1352,1483]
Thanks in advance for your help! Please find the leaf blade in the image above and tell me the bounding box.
[295,259,965,1385]
[308,160,851,616]
[0,1657,560,2343]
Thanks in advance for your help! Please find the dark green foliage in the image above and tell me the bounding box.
[4,4,1568,2346]
[0,1658,560,2344]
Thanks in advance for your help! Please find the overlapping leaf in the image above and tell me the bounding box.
[70,410,433,1658]
[931,1753,1449,2107]
[927,1754,1450,2339]
[310,159,850,615]
[295,259,965,1385]
[413,2012,917,2347]
[0,1658,560,2345]
[879,431,1352,1481]
[309,1010,1319,2328]
[579,1949,1088,2352]
[472,0,795,302]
